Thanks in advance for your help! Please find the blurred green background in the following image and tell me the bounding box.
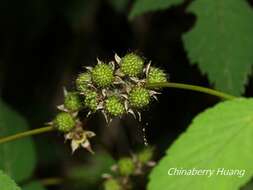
[1,0,253,189]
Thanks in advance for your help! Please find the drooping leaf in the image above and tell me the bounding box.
[0,100,36,182]
[149,98,253,190]
[23,181,46,190]
[129,0,184,19]
[0,170,21,190]
[183,0,253,95]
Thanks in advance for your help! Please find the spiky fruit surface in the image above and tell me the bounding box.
[147,67,167,84]
[118,157,135,176]
[129,87,150,108]
[64,92,82,111]
[84,90,98,111]
[120,53,144,77]
[91,64,114,87]
[104,178,122,190]
[105,96,125,117]
[76,72,91,92]
[137,147,154,164]
[54,112,75,132]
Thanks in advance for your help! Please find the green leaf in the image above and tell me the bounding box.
[183,0,253,95]
[0,170,21,190]
[23,181,46,190]
[0,101,36,182]
[129,0,184,19]
[149,98,253,190]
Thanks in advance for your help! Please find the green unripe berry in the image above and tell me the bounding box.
[121,53,144,77]
[103,178,122,190]
[105,96,125,117]
[137,147,154,164]
[118,157,135,176]
[54,112,75,132]
[91,64,114,87]
[129,87,150,108]
[76,72,91,92]
[147,67,167,84]
[64,92,82,111]
[84,90,98,111]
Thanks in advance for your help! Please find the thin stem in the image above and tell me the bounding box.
[146,82,237,100]
[0,82,236,145]
[0,126,54,144]
[40,177,63,186]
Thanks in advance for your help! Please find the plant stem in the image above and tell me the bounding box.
[146,82,236,100]
[40,177,63,186]
[0,82,236,145]
[0,126,54,144]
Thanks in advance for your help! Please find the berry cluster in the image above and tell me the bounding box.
[78,52,167,122]
[51,53,167,153]
[103,147,155,190]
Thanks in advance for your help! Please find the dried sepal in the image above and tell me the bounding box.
[114,53,121,64]
[64,124,96,153]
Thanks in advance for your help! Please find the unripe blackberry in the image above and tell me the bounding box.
[129,87,150,108]
[103,178,122,190]
[64,92,82,111]
[76,72,91,92]
[54,112,75,132]
[118,157,135,176]
[91,64,114,87]
[105,96,125,117]
[84,90,98,111]
[137,147,154,164]
[147,67,167,84]
[120,53,144,77]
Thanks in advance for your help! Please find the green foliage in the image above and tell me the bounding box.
[23,181,46,190]
[183,0,253,95]
[129,0,184,19]
[0,101,36,182]
[130,0,253,95]
[0,170,21,190]
[149,98,253,190]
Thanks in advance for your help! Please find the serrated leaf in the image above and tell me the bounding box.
[129,0,184,19]
[183,0,253,95]
[23,181,46,190]
[149,98,253,190]
[0,100,36,182]
[0,170,21,190]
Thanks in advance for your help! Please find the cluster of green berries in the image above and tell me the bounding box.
[79,53,167,123]
[51,52,167,152]
[103,147,155,190]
